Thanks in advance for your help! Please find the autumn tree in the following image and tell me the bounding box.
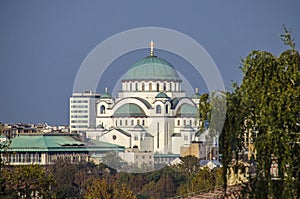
[84,178,136,199]
[2,164,54,198]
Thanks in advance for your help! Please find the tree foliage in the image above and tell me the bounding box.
[221,27,300,198]
[84,178,136,199]
[2,164,54,198]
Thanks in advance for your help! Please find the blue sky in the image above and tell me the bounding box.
[0,1,299,125]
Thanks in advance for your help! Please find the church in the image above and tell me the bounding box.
[86,41,202,155]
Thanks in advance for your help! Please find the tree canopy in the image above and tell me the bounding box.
[220,27,300,198]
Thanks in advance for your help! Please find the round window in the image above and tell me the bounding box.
[112,135,117,140]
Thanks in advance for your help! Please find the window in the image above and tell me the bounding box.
[166,104,169,114]
[134,135,138,141]
[125,120,128,126]
[156,83,159,91]
[71,120,88,123]
[71,110,88,113]
[137,119,140,125]
[183,120,186,126]
[184,135,188,141]
[177,120,180,126]
[71,105,88,108]
[130,83,132,91]
[163,83,166,91]
[100,105,105,114]
[149,83,152,91]
[115,120,118,126]
[142,120,145,126]
[112,135,117,140]
[120,120,122,126]
[156,105,161,114]
[135,83,138,91]
[71,100,88,103]
[131,120,134,126]
[169,82,172,91]
[142,83,145,91]
[71,115,88,118]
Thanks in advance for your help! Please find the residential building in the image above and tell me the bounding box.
[69,91,100,133]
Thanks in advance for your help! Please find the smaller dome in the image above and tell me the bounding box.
[100,93,112,99]
[176,104,197,117]
[191,93,201,99]
[155,92,170,99]
[114,103,146,117]
[133,124,145,131]
[134,124,143,129]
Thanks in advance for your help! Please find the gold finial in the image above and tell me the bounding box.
[150,40,155,56]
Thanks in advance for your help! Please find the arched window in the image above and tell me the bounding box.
[165,104,169,114]
[169,82,172,91]
[163,83,166,91]
[142,83,145,91]
[131,120,134,126]
[156,105,161,114]
[120,120,122,126]
[135,82,138,91]
[142,120,145,126]
[156,83,159,91]
[149,83,152,91]
[137,119,140,125]
[100,105,106,114]
[130,83,132,91]
[177,120,180,126]
[125,120,128,126]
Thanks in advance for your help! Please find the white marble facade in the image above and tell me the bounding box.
[88,50,202,154]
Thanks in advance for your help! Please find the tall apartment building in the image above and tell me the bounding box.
[69,91,100,133]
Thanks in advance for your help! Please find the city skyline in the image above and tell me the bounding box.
[1,1,300,125]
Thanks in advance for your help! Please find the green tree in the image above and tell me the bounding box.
[219,86,245,194]
[49,160,80,198]
[223,27,300,198]
[176,156,201,177]
[198,93,211,132]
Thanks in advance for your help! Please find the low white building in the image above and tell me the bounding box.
[119,148,154,169]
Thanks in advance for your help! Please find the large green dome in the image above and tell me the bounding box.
[123,56,181,81]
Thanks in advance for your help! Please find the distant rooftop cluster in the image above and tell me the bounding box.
[0,122,69,139]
